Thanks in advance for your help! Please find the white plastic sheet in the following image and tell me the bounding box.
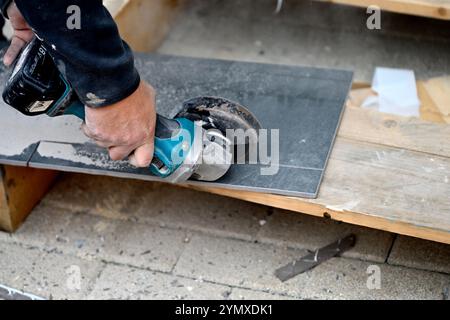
[363,67,421,117]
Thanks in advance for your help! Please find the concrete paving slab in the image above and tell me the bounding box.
[256,209,395,263]
[0,241,103,300]
[42,174,162,221]
[301,258,450,300]
[44,174,269,241]
[173,234,310,298]
[388,236,450,274]
[0,242,41,290]
[128,184,269,241]
[11,203,120,257]
[230,288,296,300]
[53,212,187,273]
[16,251,104,300]
[88,264,232,300]
[173,234,450,300]
[10,203,74,248]
[101,222,187,272]
[158,0,450,81]
[9,203,187,273]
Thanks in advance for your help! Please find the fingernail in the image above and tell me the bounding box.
[129,155,138,167]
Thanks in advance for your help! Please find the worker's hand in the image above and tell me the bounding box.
[3,2,34,67]
[82,81,157,168]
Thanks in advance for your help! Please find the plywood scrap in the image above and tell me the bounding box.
[420,76,450,122]
[346,87,375,109]
[417,81,447,123]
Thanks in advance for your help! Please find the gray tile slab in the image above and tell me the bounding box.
[1,54,352,198]
[29,141,324,197]
[136,54,352,171]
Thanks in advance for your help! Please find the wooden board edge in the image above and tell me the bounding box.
[105,0,130,17]
[0,165,59,232]
[351,81,370,89]
[317,0,450,20]
[0,166,12,231]
[188,185,450,245]
[113,0,184,52]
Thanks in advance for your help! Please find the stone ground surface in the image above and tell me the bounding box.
[1,0,450,300]
[0,174,449,300]
[158,0,450,82]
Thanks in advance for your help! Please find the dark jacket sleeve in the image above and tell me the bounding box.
[10,0,140,107]
[0,0,12,18]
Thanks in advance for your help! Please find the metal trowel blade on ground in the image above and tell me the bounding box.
[275,234,356,282]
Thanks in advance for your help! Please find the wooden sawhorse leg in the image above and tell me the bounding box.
[0,165,58,232]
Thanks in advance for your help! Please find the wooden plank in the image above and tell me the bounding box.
[339,105,450,157]
[317,0,450,20]
[113,0,183,52]
[420,76,450,120]
[0,169,10,230]
[417,81,447,123]
[190,136,450,244]
[0,166,58,232]
[104,0,129,17]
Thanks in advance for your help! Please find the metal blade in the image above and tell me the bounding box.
[176,97,261,165]
[177,96,262,133]
[275,234,356,282]
[191,128,232,182]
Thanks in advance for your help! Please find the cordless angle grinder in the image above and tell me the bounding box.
[2,37,261,183]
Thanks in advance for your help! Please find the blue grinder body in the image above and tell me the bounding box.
[2,37,196,179]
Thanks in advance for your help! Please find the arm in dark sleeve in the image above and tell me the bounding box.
[12,0,140,107]
[0,0,12,18]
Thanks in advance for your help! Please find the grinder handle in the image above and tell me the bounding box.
[65,100,181,140]
[64,100,86,119]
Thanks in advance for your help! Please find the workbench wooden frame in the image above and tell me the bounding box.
[1,0,450,247]
[317,0,450,20]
